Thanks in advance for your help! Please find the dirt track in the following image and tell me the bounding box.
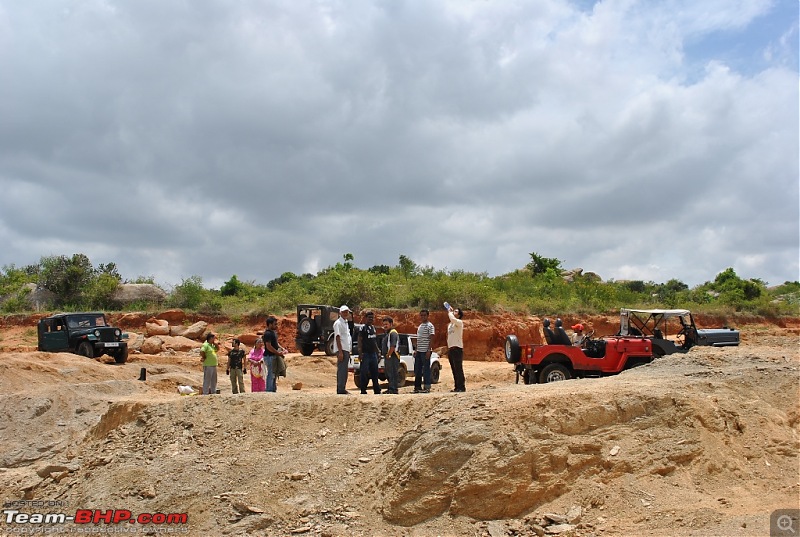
[0,319,798,536]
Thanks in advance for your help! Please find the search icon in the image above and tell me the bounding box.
[778,514,796,534]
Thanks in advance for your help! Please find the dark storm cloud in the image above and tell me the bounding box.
[0,0,796,289]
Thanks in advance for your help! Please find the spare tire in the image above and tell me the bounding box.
[505,335,521,363]
[298,315,314,336]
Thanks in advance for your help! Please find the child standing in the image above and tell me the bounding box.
[226,339,246,394]
[248,338,266,392]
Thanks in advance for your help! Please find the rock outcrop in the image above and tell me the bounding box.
[111,284,167,305]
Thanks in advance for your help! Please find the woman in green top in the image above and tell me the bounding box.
[200,333,220,395]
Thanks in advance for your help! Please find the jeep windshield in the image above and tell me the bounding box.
[66,314,107,329]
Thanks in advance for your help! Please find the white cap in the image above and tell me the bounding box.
[339,305,350,312]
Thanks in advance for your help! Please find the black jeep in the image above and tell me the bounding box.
[295,304,353,356]
[37,312,129,364]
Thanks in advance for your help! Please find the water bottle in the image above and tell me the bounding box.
[443,302,451,310]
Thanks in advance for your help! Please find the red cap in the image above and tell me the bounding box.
[571,323,584,331]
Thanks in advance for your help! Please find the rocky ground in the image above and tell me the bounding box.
[0,314,798,537]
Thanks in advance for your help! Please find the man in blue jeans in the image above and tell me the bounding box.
[414,309,435,393]
[357,311,381,394]
[262,316,284,392]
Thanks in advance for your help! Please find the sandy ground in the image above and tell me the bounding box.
[0,319,798,537]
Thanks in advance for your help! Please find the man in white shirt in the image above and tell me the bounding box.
[447,306,465,392]
[333,305,352,394]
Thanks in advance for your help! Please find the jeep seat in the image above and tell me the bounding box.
[543,327,556,345]
[555,326,572,346]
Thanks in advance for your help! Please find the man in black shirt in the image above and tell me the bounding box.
[357,311,381,394]
[226,339,246,394]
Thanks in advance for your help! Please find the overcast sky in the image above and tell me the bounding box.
[0,0,797,290]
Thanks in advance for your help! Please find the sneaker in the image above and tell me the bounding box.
[337,390,351,395]
[413,389,421,394]
[420,388,430,393]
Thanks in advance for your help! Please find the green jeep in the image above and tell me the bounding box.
[37,312,129,364]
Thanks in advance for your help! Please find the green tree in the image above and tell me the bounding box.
[38,254,94,305]
[526,252,562,276]
[96,262,122,281]
[368,264,391,275]
[170,276,206,309]
[84,273,121,309]
[267,272,298,290]
[398,255,417,278]
[663,279,688,293]
[220,275,245,297]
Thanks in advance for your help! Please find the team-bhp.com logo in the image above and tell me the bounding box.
[3,508,188,531]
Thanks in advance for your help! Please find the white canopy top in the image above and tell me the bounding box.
[621,309,691,317]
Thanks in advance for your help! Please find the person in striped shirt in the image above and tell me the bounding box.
[414,309,435,393]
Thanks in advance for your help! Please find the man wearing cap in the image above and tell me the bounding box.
[333,305,352,394]
[572,323,585,347]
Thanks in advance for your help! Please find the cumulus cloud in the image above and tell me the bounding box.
[0,0,796,288]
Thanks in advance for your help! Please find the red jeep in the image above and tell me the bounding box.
[504,330,653,384]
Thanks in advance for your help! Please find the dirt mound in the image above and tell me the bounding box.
[0,318,797,536]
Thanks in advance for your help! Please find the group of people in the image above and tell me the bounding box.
[199,316,287,395]
[333,304,466,395]
[200,305,468,396]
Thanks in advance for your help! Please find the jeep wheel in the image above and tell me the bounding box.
[300,343,315,356]
[325,337,336,356]
[397,364,408,387]
[113,347,128,364]
[353,372,362,390]
[298,316,314,336]
[504,335,521,363]
[77,341,94,359]
[539,363,571,383]
[430,362,441,384]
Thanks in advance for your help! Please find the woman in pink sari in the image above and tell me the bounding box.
[248,338,266,392]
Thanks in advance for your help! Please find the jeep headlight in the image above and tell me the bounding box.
[115,329,121,338]
[94,330,100,337]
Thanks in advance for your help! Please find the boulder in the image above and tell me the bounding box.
[583,271,602,282]
[561,268,583,283]
[113,313,148,329]
[169,325,188,337]
[126,332,145,352]
[182,321,208,341]
[161,336,200,352]
[112,284,167,305]
[140,336,164,355]
[22,284,56,310]
[145,319,170,336]
[237,334,260,346]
